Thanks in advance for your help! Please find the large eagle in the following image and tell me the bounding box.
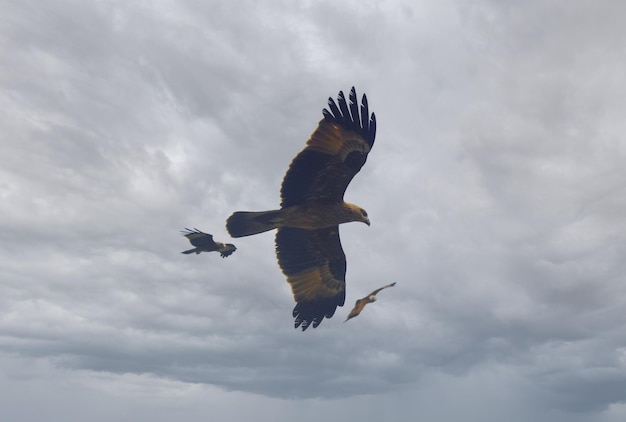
[181,228,237,258]
[226,87,376,330]
[344,282,396,322]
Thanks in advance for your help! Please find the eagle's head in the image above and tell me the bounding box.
[359,208,371,226]
[345,203,370,226]
[368,295,377,302]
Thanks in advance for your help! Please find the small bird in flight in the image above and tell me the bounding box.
[180,228,237,258]
[345,282,396,322]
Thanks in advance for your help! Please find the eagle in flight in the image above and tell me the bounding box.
[226,87,376,330]
[181,228,237,258]
[344,282,396,322]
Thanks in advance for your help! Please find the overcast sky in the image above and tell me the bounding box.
[2,0,626,420]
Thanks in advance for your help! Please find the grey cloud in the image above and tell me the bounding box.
[2,0,626,420]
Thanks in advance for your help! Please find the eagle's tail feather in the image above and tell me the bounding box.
[181,248,199,254]
[226,210,281,238]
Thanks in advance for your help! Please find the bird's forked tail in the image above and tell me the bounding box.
[226,210,282,238]
[181,248,200,254]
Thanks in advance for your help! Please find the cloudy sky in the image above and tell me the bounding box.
[2,0,626,420]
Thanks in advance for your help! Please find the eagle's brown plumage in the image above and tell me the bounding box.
[226,87,376,330]
[181,228,237,258]
[344,282,396,322]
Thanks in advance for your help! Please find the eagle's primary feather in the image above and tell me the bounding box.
[226,87,376,330]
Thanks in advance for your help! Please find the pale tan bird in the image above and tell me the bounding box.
[344,282,396,322]
[226,87,376,331]
[180,228,237,258]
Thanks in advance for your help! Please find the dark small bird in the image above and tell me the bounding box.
[345,282,396,322]
[180,228,237,258]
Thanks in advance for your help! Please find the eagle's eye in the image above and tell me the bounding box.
[361,209,368,217]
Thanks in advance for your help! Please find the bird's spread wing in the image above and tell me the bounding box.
[345,298,368,321]
[275,227,346,330]
[280,87,376,207]
[182,228,217,249]
[368,282,397,297]
[345,283,397,322]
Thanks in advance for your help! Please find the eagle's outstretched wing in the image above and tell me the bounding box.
[280,87,376,207]
[275,227,346,331]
